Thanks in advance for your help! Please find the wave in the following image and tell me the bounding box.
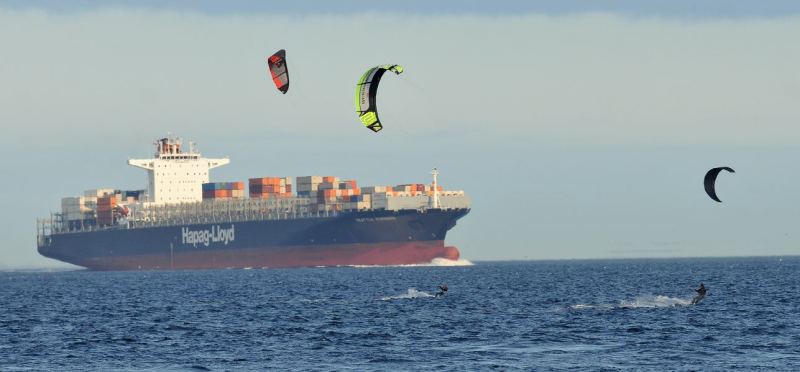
[381,288,435,301]
[350,257,474,268]
[569,294,693,310]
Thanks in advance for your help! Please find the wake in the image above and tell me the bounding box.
[381,288,435,301]
[350,258,474,268]
[569,295,693,310]
[427,258,474,267]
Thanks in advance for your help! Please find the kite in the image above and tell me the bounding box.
[267,49,289,94]
[355,64,404,132]
[704,167,735,202]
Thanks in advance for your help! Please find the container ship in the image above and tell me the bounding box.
[36,136,470,270]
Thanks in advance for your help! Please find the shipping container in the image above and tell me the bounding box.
[97,196,117,206]
[249,177,283,186]
[296,176,323,184]
[84,189,115,198]
[295,184,318,192]
[340,180,358,190]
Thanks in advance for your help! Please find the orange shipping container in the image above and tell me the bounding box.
[249,177,282,186]
[97,196,117,205]
[214,190,232,198]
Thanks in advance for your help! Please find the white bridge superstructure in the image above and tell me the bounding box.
[128,136,229,204]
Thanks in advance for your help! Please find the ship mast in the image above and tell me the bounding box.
[430,168,440,209]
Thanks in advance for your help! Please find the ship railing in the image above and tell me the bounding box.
[41,196,471,236]
[114,197,341,230]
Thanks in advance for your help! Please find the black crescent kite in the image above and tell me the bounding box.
[704,167,735,202]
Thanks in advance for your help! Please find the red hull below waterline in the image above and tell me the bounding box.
[73,241,460,270]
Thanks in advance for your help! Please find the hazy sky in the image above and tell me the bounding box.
[1,1,799,267]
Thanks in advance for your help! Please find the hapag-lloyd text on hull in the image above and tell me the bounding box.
[181,225,235,247]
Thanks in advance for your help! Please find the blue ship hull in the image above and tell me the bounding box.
[38,209,469,270]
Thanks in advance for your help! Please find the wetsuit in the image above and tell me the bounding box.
[435,285,448,297]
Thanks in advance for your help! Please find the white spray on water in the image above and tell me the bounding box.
[568,294,693,310]
[350,257,474,269]
[381,288,435,301]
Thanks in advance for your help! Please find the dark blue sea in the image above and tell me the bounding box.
[2,257,799,371]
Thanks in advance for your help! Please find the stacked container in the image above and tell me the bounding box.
[202,182,245,199]
[360,186,393,195]
[61,197,93,221]
[296,176,327,197]
[249,177,292,199]
[315,178,362,210]
[344,194,371,210]
[391,184,443,196]
[96,196,117,226]
[318,188,361,202]
[84,189,115,198]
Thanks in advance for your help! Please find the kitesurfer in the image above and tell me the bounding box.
[435,284,448,297]
[691,283,707,305]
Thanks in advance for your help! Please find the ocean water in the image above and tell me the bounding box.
[1,257,799,371]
